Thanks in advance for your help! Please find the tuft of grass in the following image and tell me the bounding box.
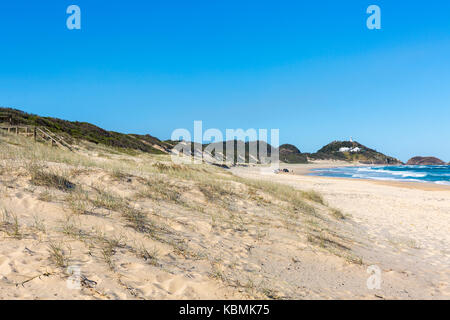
[9,214,21,239]
[122,206,154,235]
[261,287,282,300]
[345,255,363,265]
[307,233,350,251]
[97,232,126,250]
[302,190,325,205]
[96,232,125,272]
[91,190,125,212]
[153,162,183,172]
[165,238,192,258]
[198,182,236,202]
[30,166,75,191]
[61,221,86,240]
[137,244,159,266]
[330,208,345,220]
[209,265,226,282]
[1,209,22,239]
[243,278,256,295]
[111,168,128,181]
[388,236,421,250]
[32,214,46,233]
[241,179,318,216]
[66,188,91,215]
[38,190,53,202]
[48,242,70,268]
[137,178,183,204]
[101,244,116,271]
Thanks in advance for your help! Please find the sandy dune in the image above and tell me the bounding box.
[1,132,449,299]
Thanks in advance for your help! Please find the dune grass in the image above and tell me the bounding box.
[48,242,70,268]
[0,208,22,239]
[0,130,356,299]
[29,166,75,191]
[330,208,346,220]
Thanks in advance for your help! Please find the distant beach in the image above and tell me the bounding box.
[232,163,450,298]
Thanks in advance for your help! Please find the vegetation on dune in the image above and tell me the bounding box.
[1,107,401,165]
[176,140,308,164]
[175,140,274,164]
[306,140,403,164]
[0,129,358,299]
[0,107,169,154]
[279,144,308,164]
[29,165,76,191]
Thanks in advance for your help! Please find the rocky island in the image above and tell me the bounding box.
[406,156,446,166]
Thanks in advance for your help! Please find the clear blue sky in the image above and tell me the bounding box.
[1,1,449,161]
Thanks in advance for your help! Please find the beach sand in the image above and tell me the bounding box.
[231,161,450,299]
[1,131,449,300]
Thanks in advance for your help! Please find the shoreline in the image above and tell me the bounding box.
[280,161,450,191]
[230,163,450,299]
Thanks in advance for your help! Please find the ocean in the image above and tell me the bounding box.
[310,165,450,185]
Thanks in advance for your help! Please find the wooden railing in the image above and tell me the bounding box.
[0,125,34,137]
[36,127,73,151]
[0,125,74,152]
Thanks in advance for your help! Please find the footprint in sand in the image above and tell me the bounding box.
[0,256,12,275]
[152,274,187,296]
[14,192,24,199]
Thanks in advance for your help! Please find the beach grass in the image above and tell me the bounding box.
[0,130,355,299]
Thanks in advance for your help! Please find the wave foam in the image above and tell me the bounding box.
[311,165,450,185]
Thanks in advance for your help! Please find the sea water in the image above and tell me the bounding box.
[310,165,450,185]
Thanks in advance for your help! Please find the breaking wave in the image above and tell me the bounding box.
[310,165,450,185]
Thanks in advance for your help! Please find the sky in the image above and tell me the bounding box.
[0,0,449,162]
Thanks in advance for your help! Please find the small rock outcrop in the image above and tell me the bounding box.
[406,157,446,166]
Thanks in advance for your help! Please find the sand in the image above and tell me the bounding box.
[1,132,449,300]
[0,164,242,300]
[231,161,450,299]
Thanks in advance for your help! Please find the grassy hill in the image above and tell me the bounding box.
[279,144,308,164]
[174,140,275,164]
[1,107,401,165]
[307,141,403,164]
[176,141,309,164]
[0,122,360,300]
[0,107,170,154]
